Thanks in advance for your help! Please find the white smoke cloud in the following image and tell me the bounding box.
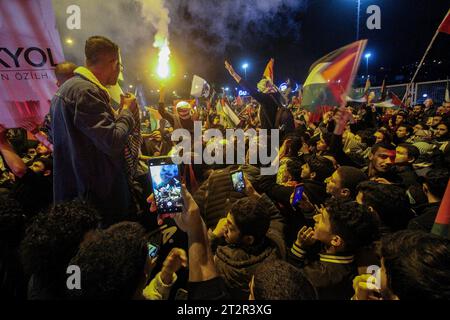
[52,0,306,79]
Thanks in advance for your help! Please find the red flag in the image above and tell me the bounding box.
[431,180,450,239]
[263,58,274,83]
[438,9,450,34]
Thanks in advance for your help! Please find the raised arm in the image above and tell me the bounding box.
[157,86,175,126]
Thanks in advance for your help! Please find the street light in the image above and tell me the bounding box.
[365,53,371,77]
[242,63,249,80]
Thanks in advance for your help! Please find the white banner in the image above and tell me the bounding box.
[0,0,64,128]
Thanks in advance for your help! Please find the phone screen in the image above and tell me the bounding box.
[292,185,304,207]
[147,243,159,258]
[231,170,245,193]
[148,158,184,214]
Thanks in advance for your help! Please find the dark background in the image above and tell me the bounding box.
[56,0,450,101]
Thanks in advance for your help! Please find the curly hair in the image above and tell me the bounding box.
[69,222,148,299]
[231,197,271,244]
[20,200,100,283]
[381,230,450,300]
[253,259,317,300]
[326,199,380,251]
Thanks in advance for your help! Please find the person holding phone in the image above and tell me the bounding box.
[148,185,231,300]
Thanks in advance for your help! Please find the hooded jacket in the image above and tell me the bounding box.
[213,194,286,300]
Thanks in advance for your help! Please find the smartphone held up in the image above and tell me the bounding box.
[148,157,184,215]
[231,170,246,193]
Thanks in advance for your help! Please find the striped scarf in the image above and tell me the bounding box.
[123,106,142,182]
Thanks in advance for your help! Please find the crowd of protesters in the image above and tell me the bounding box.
[1,35,449,300]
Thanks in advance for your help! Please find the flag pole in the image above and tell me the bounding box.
[403,12,446,102]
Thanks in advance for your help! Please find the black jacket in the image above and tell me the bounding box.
[395,165,419,187]
[213,194,286,300]
[408,202,441,232]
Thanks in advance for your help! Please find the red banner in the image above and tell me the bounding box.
[0,0,64,128]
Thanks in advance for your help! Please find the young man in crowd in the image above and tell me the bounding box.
[365,142,402,184]
[356,181,414,235]
[408,168,449,232]
[433,121,450,143]
[394,143,420,187]
[210,195,285,300]
[258,154,334,233]
[325,166,368,202]
[394,125,413,145]
[352,230,450,300]
[289,199,380,299]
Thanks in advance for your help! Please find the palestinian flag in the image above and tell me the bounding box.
[263,58,275,83]
[390,92,406,109]
[431,180,450,239]
[301,40,367,113]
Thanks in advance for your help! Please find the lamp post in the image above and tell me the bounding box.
[365,53,371,77]
[242,63,249,80]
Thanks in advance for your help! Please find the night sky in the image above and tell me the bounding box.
[204,0,450,87]
[55,0,450,100]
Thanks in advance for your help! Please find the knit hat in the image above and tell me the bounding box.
[176,101,192,120]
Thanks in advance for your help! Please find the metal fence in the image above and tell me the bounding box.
[362,79,448,105]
